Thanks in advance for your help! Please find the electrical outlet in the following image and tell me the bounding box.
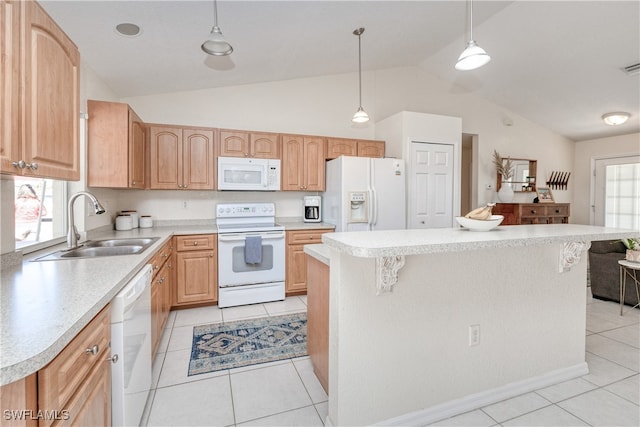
[469,324,480,346]
[182,200,189,209]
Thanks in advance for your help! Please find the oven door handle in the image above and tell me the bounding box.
[218,232,285,242]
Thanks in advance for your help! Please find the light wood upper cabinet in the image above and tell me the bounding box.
[326,138,357,159]
[219,129,280,159]
[149,125,215,190]
[326,138,385,159]
[87,100,146,188]
[281,134,325,191]
[1,0,80,180]
[357,140,385,158]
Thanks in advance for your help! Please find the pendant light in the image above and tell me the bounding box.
[352,28,369,124]
[201,0,233,56]
[455,0,491,71]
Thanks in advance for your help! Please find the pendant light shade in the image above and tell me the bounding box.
[202,0,233,56]
[455,0,490,71]
[352,28,369,124]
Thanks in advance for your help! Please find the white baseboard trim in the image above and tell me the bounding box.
[373,362,588,427]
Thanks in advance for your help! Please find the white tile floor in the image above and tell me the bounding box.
[142,291,639,427]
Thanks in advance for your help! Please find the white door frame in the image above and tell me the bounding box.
[590,153,640,225]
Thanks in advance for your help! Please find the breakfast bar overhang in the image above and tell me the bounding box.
[320,224,637,426]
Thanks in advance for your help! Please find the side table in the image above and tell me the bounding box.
[618,259,640,315]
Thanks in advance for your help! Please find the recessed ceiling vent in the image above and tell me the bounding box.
[622,62,640,76]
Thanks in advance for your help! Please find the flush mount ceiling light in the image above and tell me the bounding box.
[202,0,233,56]
[455,0,491,71]
[352,28,369,124]
[602,112,631,126]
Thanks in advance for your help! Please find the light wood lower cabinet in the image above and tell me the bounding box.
[285,230,332,294]
[0,374,37,427]
[306,254,329,394]
[37,305,111,427]
[150,239,173,355]
[174,234,217,306]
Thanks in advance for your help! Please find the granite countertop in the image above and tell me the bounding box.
[322,224,638,258]
[1,219,336,386]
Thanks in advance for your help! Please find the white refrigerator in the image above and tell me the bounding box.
[323,156,406,232]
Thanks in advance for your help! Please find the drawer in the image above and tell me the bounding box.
[286,229,332,245]
[175,234,216,251]
[520,204,546,218]
[150,239,173,275]
[38,305,111,419]
[547,204,570,217]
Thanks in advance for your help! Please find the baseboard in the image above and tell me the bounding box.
[373,362,588,427]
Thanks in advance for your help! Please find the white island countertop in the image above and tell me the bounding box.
[322,224,638,258]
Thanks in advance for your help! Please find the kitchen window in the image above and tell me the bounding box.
[14,177,66,250]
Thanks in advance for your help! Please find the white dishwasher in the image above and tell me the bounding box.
[111,265,152,427]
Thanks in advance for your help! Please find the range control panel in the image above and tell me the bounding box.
[216,203,275,218]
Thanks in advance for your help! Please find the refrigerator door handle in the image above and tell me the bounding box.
[369,187,378,226]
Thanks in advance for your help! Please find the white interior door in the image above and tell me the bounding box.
[409,142,454,228]
[593,155,640,227]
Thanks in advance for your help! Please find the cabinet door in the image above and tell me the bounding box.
[219,130,249,157]
[175,250,216,304]
[250,132,280,159]
[286,244,308,294]
[326,138,356,160]
[303,137,326,191]
[22,0,79,181]
[357,141,385,158]
[128,109,146,189]
[281,134,305,191]
[151,272,161,355]
[183,128,215,190]
[149,126,182,189]
[0,0,21,175]
[87,100,129,188]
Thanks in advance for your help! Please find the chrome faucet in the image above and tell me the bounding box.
[67,191,106,249]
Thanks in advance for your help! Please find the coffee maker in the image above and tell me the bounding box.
[303,196,321,223]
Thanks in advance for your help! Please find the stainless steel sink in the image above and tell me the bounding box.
[33,237,159,261]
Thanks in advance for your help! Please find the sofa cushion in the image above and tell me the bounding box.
[590,239,626,254]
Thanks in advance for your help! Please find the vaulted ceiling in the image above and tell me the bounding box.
[40,0,640,142]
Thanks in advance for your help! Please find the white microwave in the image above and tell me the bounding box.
[217,157,281,191]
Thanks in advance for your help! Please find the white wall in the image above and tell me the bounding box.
[572,132,640,225]
[117,66,575,219]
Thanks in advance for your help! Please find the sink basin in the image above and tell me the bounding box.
[60,246,145,258]
[32,237,159,261]
[85,238,158,248]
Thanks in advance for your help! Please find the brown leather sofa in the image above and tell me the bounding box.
[588,239,638,306]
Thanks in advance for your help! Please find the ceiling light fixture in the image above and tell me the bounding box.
[455,0,491,71]
[602,112,630,126]
[352,28,369,124]
[201,0,233,56]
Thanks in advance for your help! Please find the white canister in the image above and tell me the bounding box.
[139,215,153,228]
[115,215,133,231]
[121,210,139,228]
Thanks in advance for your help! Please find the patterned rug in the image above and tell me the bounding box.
[188,312,307,376]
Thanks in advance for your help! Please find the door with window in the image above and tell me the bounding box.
[593,155,640,229]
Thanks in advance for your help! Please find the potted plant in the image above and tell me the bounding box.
[493,150,514,202]
[622,238,640,262]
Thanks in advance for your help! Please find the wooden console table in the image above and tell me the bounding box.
[493,203,570,225]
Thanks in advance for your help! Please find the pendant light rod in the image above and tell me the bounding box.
[352,27,369,124]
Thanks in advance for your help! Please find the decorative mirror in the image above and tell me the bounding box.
[496,159,537,193]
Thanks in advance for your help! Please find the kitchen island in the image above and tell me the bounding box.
[320,224,637,426]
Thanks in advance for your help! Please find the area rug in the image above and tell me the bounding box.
[188,312,307,376]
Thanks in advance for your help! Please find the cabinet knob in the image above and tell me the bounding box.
[85,345,99,356]
[531,210,536,214]
[106,354,119,364]
[26,162,38,170]
[184,184,188,188]
[132,181,136,185]
[555,209,560,213]
[12,160,26,169]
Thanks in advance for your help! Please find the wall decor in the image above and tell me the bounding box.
[547,171,571,190]
[536,187,555,203]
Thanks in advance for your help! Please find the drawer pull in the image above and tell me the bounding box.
[106,354,119,364]
[531,210,536,214]
[85,345,99,356]
[193,242,198,246]
[555,209,560,213]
